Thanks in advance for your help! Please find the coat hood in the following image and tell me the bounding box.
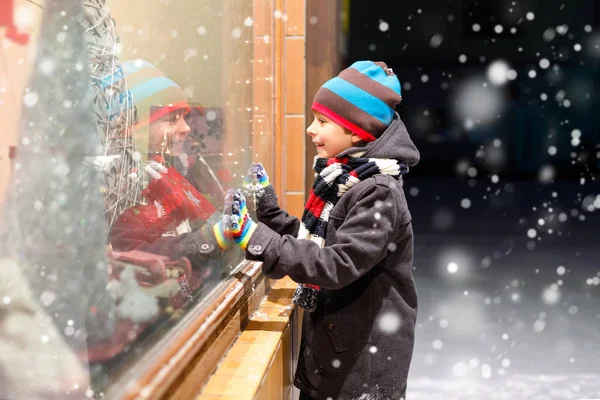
[338,112,420,167]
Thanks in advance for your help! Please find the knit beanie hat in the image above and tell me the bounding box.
[101,60,191,160]
[121,60,191,128]
[311,61,402,142]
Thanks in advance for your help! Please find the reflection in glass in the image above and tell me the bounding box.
[0,0,258,396]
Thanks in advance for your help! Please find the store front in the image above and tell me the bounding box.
[0,0,338,399]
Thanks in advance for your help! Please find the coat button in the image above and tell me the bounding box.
[305,347,312,357]
[249,244,263,255]
[328,324,333,329]
[199,243,215,254]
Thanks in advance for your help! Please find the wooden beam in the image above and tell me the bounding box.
[304,0,341,196]
[273,0,285,197]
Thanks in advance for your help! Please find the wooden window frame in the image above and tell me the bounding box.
[304,0,342,196]
[104,260,272,399]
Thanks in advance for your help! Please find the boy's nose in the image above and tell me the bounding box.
[306,121,317,136]
[178,118,191,136]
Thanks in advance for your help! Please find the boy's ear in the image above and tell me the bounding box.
[351,133,363,145]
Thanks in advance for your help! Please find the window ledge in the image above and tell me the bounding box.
[105,260,270,399]
[197,276,299,400]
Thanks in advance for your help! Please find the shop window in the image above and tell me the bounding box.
[0,0,275,397]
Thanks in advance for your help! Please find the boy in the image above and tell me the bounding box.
[228,61,420,400]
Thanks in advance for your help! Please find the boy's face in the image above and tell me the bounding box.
[306,111,362,158]
[148,108,191,156]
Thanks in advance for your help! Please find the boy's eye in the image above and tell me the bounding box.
[168,113,182,124]
[318,118,326,124]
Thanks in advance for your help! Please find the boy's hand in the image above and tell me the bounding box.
[242,163,271,210]
[243,163,270,189]
[225,189,257,251]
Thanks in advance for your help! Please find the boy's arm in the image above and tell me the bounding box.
[255,185,301,237]
[110,205,228,261]
[245,183,405,290]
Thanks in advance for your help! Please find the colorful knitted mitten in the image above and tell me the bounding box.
[242,163,271,210]
[212,218,233,251]
[243,162,270,188]
[228,189,257,251]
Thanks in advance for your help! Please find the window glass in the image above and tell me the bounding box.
[0,0,273,397]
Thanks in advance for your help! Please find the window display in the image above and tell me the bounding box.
[0,0,272,397]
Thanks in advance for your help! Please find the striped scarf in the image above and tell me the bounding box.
[292,156,409,312]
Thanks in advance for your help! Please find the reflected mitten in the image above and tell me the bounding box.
[212,217,233,251]
[139,163,186,232]
[143,161,216,224]
[228,189,257,251]
[242,163,270,210]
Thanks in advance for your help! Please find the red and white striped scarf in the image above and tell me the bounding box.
[292,156,408,312]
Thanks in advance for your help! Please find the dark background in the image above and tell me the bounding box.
[343,2,600,395]
[343,0,600,238]
[348,0,599,180]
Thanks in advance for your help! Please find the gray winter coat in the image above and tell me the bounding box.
[245,113,420,400]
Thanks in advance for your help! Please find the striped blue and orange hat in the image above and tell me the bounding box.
[311,61,402,142]
[101,60,195,160]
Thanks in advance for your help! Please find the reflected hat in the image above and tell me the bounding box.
[120,60,191,128]
[311,61,402,142]
[100,60,193,160]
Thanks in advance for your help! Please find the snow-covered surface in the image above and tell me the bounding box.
[405,177,600,399]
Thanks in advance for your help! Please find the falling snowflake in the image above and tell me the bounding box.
[447,262,459,274]
[430,34,443,48]
[542,284,561,305]
[487,60,510,86]
[377,312,402,334]
[23,91,39,108]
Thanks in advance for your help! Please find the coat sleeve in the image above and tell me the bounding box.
[245,182,399,290]
[255,185,301,237]
[110,205,223,261]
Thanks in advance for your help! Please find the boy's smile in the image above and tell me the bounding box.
[306,111,362,158]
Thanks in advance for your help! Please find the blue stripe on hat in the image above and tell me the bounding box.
[99,60,157,90]
[121,60,155,75]
[322,77,394,126]
[350,60,401,96]
[129,76,180,105]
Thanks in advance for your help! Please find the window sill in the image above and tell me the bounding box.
[197,276,300,400]
[105,260,272,399]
